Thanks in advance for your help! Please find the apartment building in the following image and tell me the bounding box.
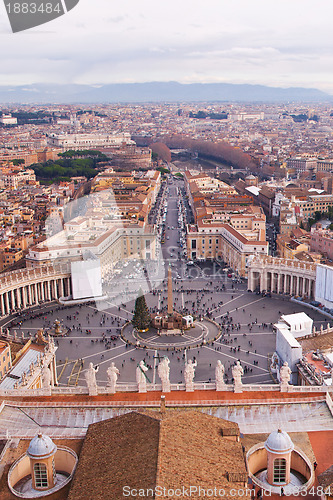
[184,170,268,276]
[92,170,161,223]
[0,340,12,380]
[310,227,333,260]
[2,169,36,189]
[0,113,17,125]
[316,160,333,173]
[26,216,158,276]
[300,194,333,218]
[186,221,268,277]
[47,132,135,150]
[276,233,310,260]
[286,157,317,174]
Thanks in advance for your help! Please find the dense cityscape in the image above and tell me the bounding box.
[0,99,333,499]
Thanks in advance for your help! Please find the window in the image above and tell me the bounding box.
[273,458,286,484]
[34,463,48,488]
[52,457,56,483]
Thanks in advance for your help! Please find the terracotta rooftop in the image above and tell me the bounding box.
[68,412,160,500]
[303,352,331,377]
[318,465,333,491]
[68,410,247,500]
[300,331,333,352]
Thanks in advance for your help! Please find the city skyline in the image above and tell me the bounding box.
[0,0,333,94]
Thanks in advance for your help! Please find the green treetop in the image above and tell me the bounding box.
[132,289,151,331]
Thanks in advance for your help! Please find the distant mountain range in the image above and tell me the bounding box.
[0,82,331,104]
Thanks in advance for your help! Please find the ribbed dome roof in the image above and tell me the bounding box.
[264,429,294,454]
[27,434,57,459]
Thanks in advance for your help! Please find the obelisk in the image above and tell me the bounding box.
[167,264,173,316]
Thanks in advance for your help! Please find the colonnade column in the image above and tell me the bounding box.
[295,277,299,296]
[277,273,282,293]
[10,289,15,310]
[16,288,21,309]
[284,274,288,294]
[310,280,315,299]
[263,272,268,292]
[290,275,294,295]
[5,293,9,314]
[302,278,306,297]
[22,287,27,308]
[0,294,5,316]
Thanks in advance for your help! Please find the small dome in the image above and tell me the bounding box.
[27,434,57,459]
[265,429,294,454]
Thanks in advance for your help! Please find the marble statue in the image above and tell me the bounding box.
[184,359,197,392]
[136,360,149,393]
[21,372,28,386]
[232,361,244,392]
[36,354,41,367]
[270,352,279,373]
[54,319,62,335]
[280,361,291,388]
[215,360,225,391]
[47,334,56,355]
[158,357,171,393]
[41,364,52,389]
[85,362,99,396]
[36,328,46,345]
[107,362,120,393]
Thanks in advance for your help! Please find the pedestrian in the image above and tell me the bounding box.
[281,487,285,496]
[314,461,318,470]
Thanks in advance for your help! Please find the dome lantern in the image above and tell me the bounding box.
[27,433,57,491]
[265,429,294,486]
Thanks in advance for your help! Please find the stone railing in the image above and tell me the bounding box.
[0,382,331,399]
[251,255,316,272]
[0,264,70,291]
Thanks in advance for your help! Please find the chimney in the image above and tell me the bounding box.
[160,395,166,415]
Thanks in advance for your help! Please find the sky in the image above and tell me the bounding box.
[0,0,333,93]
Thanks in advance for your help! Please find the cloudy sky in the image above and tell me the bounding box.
[0,0,333,93]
